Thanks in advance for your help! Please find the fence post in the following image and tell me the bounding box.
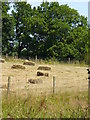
[68,57,70,64]
[7,76,10,98]
[35,55,37,63]
[53,76,56,94]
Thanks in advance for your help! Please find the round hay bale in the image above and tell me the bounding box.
[28,78,42,84]
[37,71,44,76]
[11,64,25,69]
[23,61,35,66]
[37,71,49,77]
[37,66,51,71]
[0,58,5,63]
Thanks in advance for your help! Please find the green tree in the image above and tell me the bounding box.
[2,1,87,61]
[44,2,88,61]
[12,2,32,58]
[2,2,14,55]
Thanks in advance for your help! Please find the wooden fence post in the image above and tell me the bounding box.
[6,53,8,58]
[68,57,70,64]
[7,76,10,98]
[35,55,37,63]
[53,76,56,94]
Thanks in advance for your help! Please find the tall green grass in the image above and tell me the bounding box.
[2,91,88,118]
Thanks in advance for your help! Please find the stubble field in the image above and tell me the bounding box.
[1,60,88,95]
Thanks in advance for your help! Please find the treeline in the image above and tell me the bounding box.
[2,2,88,62]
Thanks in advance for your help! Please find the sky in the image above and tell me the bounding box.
[27,0,88,17]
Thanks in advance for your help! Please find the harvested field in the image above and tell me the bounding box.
[37,65,51,71]
[1,61,88,95]
[11,64,25,69]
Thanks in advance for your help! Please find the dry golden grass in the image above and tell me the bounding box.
[1,59,88,118]
[1,60,88,95]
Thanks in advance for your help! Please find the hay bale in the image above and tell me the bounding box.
[28,78,42,84]
[11,64,25,69]
[37,66,51,71]
[37,71,44,76]
[0,58,5,63]
[37,71,49,77]
[23,61,35,66]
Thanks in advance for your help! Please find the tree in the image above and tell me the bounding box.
[2,2,14,55]
[12,2,32,58]
[2,1,88,62]
[44,2,88,61]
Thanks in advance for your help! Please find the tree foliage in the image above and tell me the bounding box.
[2,2,14,55]
[2,1,88,61]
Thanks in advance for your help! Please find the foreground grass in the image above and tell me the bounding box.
[2,91,88,118]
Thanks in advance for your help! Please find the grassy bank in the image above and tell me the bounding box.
[2,91,88,118]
